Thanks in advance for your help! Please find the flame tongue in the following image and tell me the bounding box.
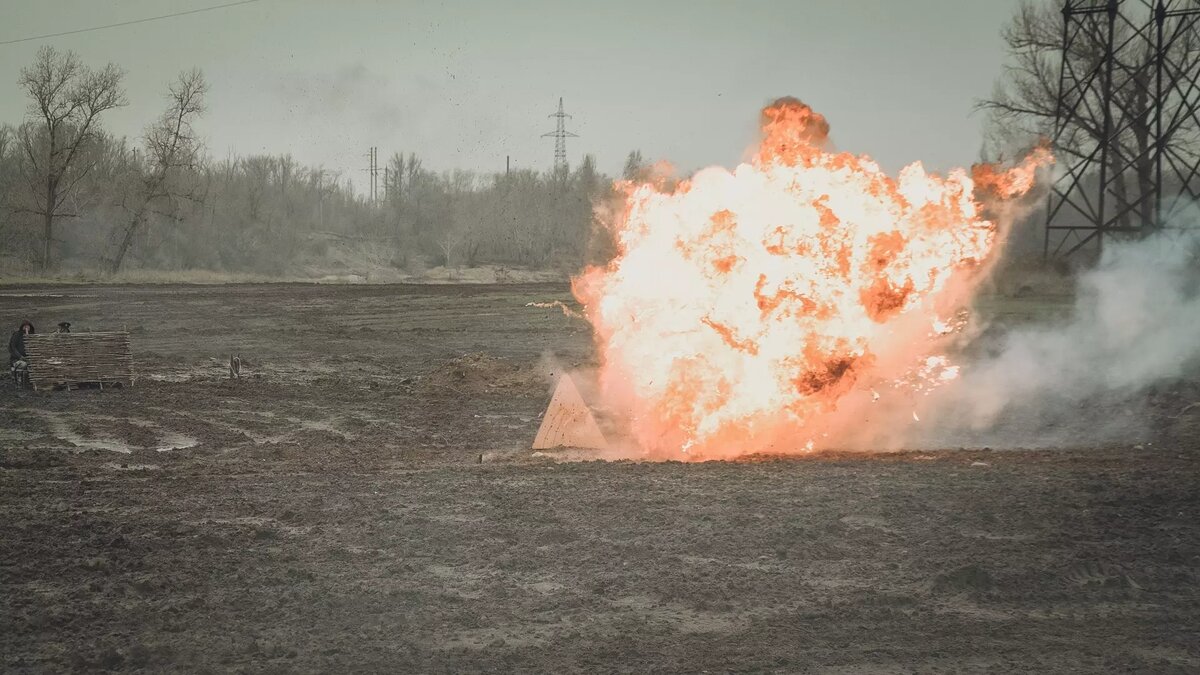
[574,98,1050,460]
[757,95,832,165]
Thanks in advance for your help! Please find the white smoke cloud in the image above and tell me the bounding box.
[923,211,1200,448]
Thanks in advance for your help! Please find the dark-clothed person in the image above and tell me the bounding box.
[9,320,34,365]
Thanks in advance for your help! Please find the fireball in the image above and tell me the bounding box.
[573,97,1050,460]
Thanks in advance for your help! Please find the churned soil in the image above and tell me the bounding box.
[2,282,1198,672]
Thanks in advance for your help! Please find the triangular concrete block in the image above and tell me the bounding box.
[532,373,608,450]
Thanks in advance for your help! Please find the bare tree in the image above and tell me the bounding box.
[110,69,207,272]
[387,152,406,205]
[0,125,12,162]
[0,125,17,254]
[17,46,125,269]
[437,226,464,267]
[622,149,646,181]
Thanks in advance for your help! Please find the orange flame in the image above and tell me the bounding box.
[574,98,1052,460]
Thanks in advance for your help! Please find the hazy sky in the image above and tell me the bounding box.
[1,0,1021,193]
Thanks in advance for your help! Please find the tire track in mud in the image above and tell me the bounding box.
[14,409,198,454]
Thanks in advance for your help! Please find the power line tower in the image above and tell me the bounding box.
[364,146,380,203]
[1045,0,1200,258]
[542,97,578,172]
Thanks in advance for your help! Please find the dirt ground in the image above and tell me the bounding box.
[2,283,1199,673]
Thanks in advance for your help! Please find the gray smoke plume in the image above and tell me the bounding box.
[922,217,1200,448]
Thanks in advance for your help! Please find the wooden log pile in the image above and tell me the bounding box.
[23,332,134,391]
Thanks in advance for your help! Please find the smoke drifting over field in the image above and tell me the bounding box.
[924,216,1200,449]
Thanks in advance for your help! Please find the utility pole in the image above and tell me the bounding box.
[364,146,382,203]
[542,98,578,172]
[363,147,375,203]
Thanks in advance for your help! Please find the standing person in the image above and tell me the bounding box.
[9,320,34,362]
[9,320,34,385]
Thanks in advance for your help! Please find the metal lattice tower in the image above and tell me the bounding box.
[542,97,578,172]
[1045,0,1200,258]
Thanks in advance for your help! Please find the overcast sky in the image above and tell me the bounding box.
[1,0,1021,194]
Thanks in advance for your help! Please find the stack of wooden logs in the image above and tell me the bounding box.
[23,332,134,391]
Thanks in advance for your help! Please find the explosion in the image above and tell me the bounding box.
[573,97,1051,460]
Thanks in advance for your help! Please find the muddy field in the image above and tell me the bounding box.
[2,283,1199,672]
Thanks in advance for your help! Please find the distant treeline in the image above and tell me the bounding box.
[0,47,633,277]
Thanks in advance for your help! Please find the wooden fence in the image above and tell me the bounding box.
[24,332,134,391]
